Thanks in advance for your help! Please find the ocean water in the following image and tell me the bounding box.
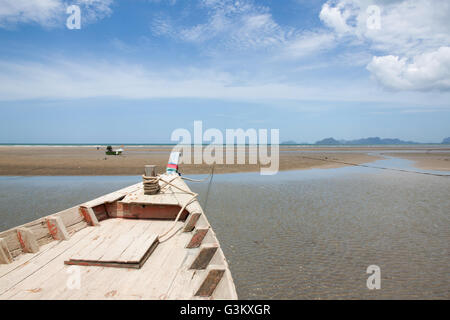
[0,157,449,299]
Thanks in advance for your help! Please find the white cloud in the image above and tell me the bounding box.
[0,0,63,27]
[282,32,336,59]
[153,0,339,60]
[0,0,113,28]
[320,0,450,91]
[320,0,450,55]
[1,58,449,110]
[367,47,450,91]
[319,1,355,34]
[152,0,287,50]
[73,0,113,24]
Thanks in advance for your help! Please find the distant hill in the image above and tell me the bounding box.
[442,137,450,144]
[315,137,419,145]
[315,137,341,145]
[280,140,298,145]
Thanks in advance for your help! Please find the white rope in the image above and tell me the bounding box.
[155,175,199,243]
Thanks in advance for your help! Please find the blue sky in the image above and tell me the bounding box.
[0,0,449,143]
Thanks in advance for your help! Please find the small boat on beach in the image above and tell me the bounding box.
[105,145,123,155]
[0,156,237,300]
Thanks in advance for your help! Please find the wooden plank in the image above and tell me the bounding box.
[0,230,21,257]
[46,216,70,241]
[79,207,100,226]
[80,220,138,261]
[69,219,126,261]
[184,213,201,232]
[81,183,141,208]
[189,245,218,270]
[120,203,189,220]
[56,221,174,300]
[0,226,99,298]
[16,228,39,254]
[0,238,13,264]
[121,192,179,206]
[195,269,225,297]
[66,220,159,269]
[186,229,208,249]
[66,220,88,235]
[119,223,156,262]
[25,219,51,241]
[91,204,108,221]
[56,206,84,228]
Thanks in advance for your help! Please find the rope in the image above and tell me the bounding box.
[299,155,450,178]
[156,166,215,242]
[142,175,160,195]
[203,164,215,211]
[181,174,213,182]
[148,175,199,243]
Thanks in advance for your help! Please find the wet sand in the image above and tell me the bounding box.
[0,146,383,176]
[387,152,450,172]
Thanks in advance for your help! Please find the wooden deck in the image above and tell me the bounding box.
[0,174,237,300]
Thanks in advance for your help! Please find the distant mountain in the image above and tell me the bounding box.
[442,137,450,144]
[315,137,419,145]
[315,137,341,145]
[280,140,298,145]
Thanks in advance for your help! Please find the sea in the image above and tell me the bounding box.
[0,155,449,299]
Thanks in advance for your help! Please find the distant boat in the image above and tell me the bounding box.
[0,155,237,300]
[105,145,123,155]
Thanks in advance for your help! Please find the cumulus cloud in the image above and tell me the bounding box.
[367,47,450,91]
[319,1,356,34]
[320,0,450,91]
[320,0,450,55]
[0,0,113,28]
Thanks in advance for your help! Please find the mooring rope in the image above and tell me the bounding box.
[142,175,160,194]
[150,168,216,243]
[202,164,215,212]
[299,155,450,177]
[147,175,198,243]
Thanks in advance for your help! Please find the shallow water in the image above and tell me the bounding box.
[0,157,449,299]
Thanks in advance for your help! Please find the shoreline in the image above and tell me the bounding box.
[0,146,448,176]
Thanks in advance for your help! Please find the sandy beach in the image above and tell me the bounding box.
[0,145,448,175]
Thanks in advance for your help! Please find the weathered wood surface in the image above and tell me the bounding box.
[186,229,208,248]
[0,238,13,264]
[46,216,70,241]
[79,207,100,226]
[81,183,142,208]
[195,269,225,297]
[0,174,237,299]
[66,219,159,269]
[16,228,39,254]
[190,245,218,270]
[183,213,201,232]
